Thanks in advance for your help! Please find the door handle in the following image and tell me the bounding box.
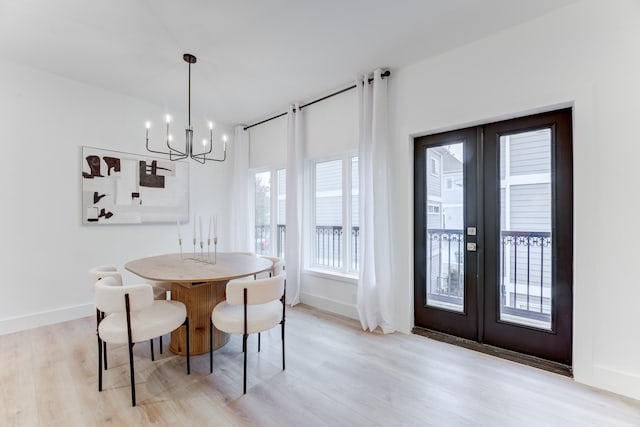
[466,242,477,252]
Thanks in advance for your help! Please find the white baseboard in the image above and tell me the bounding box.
[589,365,640,400]
[300,292,358,320]
[0,303,94,336]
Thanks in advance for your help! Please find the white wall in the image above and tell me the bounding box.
[0,58,234,334]
[389,0,640,399]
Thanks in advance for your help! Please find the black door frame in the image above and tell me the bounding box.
[413,108,573,365]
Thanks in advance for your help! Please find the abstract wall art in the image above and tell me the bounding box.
[81,146,189,224]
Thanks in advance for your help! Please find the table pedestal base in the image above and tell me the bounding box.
[169,281,230,355]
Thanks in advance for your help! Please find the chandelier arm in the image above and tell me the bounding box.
[191,150,227,163]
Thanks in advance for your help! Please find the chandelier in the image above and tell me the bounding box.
[145,53,227,164]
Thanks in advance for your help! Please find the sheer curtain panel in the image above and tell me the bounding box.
[357,69,394,333]
[285,104,303,305]
[230,126,253,252]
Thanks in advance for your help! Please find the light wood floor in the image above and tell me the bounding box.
[1,305,639,427]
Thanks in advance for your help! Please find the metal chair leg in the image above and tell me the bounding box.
[184,317,191,375]
[128,342,136,407]
[258,332,261,352]
[209,318,213,373]
[103,341,108,370]
[150,339,155,361]
[98,336,103,392]
[243,333,248,394]
[159,335,163,354]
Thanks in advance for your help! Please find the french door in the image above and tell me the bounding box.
[413,109,573,365]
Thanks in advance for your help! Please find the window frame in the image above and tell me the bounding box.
[250,165,286,257]
[308,151,359,277]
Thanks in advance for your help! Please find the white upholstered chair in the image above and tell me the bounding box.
[89,265,168,364]
[95,276,190,406]
[209,273,286,394]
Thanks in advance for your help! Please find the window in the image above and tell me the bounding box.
[427,204,441,214]
[430,156,441,176]
[311,154,359,274]
[252,168,286,257]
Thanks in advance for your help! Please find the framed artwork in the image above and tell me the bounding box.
[81,146,189,224]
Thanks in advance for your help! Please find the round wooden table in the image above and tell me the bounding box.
[125,252,273,355]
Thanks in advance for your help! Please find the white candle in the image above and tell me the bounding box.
[199,216,203,242]
[176,216,181,239]
[193,215,196,241]
[214,214,218,238]
[208,215,212,241]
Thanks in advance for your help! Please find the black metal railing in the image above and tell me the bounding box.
[314,225,360,271]
[255,224,270,254]
[256,224,360,270]
[426,229,464,305]
[500,230,551,322]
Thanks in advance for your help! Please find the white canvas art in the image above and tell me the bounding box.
[81,146,189,224]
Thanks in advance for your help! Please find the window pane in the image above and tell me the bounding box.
[425,143,464,313]
[315,160,343,268]
[254,171,271,255]
[351,157,359,271]
[499,129,552,330]
[277,169,286,259]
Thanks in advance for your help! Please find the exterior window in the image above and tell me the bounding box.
[312,155,359,274]
[427,204,441,214]
[254,171,271,255]
[430,156,441,176]
[253,168,286,257]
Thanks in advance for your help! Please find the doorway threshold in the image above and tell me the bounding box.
[412,326,572,377]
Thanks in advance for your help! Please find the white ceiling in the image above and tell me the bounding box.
[0,0,575,127]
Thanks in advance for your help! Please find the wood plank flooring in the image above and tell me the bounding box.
[1,304,639,426]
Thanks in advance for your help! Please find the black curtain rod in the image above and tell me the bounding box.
[243,70,391,131]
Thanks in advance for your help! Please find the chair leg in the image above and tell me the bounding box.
[150,339,155,361]
[209,318,213,374]
[243,333,248,394]
[258,332,261,352]
[103,341,108,370]
[184,318,191,375]
[282,320,286,371]
[124,293,136,407]
[159,335,163,354]
[98,336,103,392]
[128,342,136,407]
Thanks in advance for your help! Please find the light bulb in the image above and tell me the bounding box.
[168,134,173,142]
[222,134,228,142]
[208,121,214,130]
[202,139,207,147]
[145,121,151,129]
[165,114,172,123]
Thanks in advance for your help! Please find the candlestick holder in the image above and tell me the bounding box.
[200,240,204,258]
[207,238,211,260]
[178,237,183,259]
[213,237,218,264]
[192,237,196,258]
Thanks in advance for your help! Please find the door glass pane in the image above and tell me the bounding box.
[254,171,271,255]
[425,143,464,312]
[315,159,343,268]
[499,129,552,330]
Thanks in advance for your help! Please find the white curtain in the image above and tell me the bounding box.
[357,69,394,333]
[230,125,253,252]
[285,104,302,305]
